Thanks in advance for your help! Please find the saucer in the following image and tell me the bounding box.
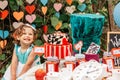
[106,77,115,80]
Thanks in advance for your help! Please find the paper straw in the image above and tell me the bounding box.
[79,47,81,54]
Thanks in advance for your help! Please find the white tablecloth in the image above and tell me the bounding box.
[17,63,45,80]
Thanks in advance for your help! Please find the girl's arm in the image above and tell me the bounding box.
[11,50,18,80]
[18,49,36,76]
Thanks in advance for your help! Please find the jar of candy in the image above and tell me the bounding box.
[64,56,76,71]
[46,56,59,73]
[75,54,85,66]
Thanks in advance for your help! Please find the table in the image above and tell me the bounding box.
[70,13,105,53]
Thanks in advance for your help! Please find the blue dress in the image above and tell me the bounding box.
[2,44,40,80]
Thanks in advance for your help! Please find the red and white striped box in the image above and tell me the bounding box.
[44,43,72,59]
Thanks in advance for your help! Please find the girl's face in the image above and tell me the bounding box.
[18,27,34,46]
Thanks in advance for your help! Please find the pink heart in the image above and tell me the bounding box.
[26,0,34,4]
[25,14,36,23]
[53,3,62,12]
[0,1,8,10]
[66,5,76,14]
[13,22,23,29]
[79,0,85,3]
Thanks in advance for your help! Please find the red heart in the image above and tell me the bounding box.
[25,5,36,14]
[0,10,9,20]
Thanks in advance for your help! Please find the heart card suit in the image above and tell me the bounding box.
[26,0,34,4]
[53,3,62,12]
[12,22,23,29]
[41,6,47,15]
[0,30,9,39]
[0,0,8,10]
[25,5,36,14]
[0,10,9,20]
[25,14,36,23]
[13,11,24,21]
[0,40,7,49]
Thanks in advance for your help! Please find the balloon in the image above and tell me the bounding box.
[113,2,120,28]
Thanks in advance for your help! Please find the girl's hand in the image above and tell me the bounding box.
[11,75,16,80]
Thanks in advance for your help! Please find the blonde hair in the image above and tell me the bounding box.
[12,24,37,45]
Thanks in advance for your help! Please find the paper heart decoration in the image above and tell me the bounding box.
[0,0,8,10]
[0,30,9,39]
[40,0,48,6]
[25,5,36,14]
[0,40,7,49]
[13,11,24,21]
[55,12,60,18]
[55,21,62,30]
[54,3,62,12]
[79,0,85,3]
[12,22,23,29]
[41,6,47,15]
[66,0,72,5]
[26,0,34,4]
[0,10,9,20]
[25,14,36,23]
[77,4,86,12]
[66,5,76,14]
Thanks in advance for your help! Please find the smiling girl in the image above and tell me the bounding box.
[2,23,40,80]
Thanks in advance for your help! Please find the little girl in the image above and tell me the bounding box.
[2,23,40,80]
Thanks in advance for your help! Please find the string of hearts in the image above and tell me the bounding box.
[0,0,9,49]
[0,0,87,31]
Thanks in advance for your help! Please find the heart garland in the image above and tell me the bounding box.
[0,30,9,39]
[0,40,7,49]
[0,10,9,20]
[26,0,34,4]
[41,6,47,15]
[40,0,48,6]
[25,14,36,23]
[25,5,36,14]
[0,0,8,10]
[53,3,62,12]
[12,22,23,29]
[13,11,24,21]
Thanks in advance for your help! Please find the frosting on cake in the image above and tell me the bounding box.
[72,60,108,80]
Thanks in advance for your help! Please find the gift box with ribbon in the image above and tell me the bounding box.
[44,43,72,59]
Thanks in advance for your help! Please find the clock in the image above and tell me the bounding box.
[72,60,104,80]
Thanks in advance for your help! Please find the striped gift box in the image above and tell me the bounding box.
[44,43,72,59]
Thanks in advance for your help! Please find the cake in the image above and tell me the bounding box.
[72,60,108,80]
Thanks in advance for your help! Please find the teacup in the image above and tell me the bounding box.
[44,72,60,80]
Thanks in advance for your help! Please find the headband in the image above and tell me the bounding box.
[25,23,36,31]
